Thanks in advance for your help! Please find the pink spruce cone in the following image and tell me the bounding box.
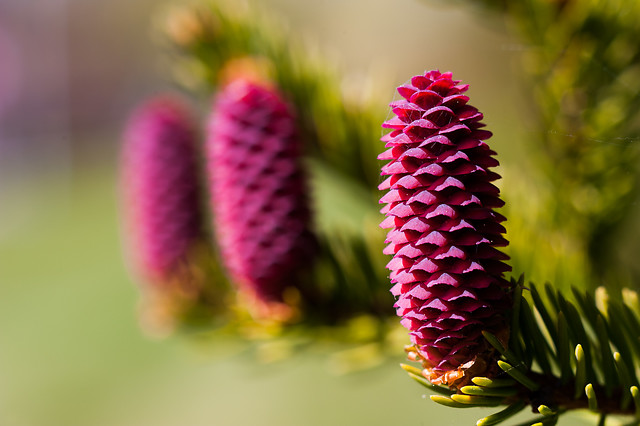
[379,70,511,386]
[206,79,315,313]
[122,95,203,286]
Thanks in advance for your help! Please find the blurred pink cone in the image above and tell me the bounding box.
[206,79,315,317]
[122,95,206,335]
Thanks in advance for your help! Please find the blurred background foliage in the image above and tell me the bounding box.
[467,0,640,293]
[1,0,638,424]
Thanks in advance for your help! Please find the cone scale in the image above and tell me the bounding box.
[206,79,315,314]
[379,70,512,386]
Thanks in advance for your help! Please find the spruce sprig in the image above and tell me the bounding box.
[405,278,640,425]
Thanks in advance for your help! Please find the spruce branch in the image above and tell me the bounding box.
[404,280,640,425]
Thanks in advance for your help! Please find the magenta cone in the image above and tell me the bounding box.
[379,70,511,385]
[206,79,315,308]
[122,95,202,285]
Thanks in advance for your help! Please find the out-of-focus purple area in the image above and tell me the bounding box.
[0,0,163,181]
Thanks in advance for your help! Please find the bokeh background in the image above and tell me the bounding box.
[1,0,633,424]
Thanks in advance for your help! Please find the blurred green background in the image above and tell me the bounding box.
[0,0,629,424]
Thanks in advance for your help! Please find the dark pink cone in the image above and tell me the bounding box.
[122,95,203,286]
[206,79,315,314]
[379,70,511,386]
